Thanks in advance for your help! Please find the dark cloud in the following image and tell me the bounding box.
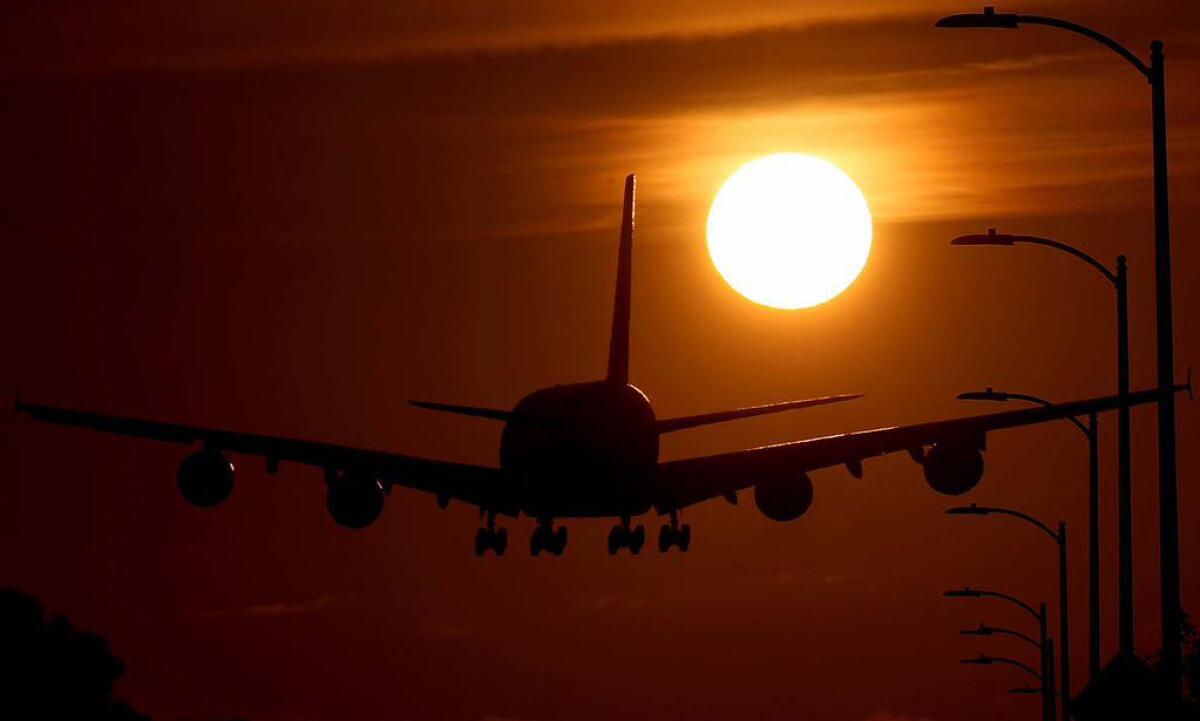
[5,9,1197,248]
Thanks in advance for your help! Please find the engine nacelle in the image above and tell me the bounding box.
[177,449,235,507]
[922,441,984,496]
[754,473,814,522]
[326,471,385,529]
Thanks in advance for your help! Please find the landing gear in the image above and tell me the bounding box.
[607,516,646,555]
[530,518,567,556]
[474,511,507,557]
[658,510,691,553]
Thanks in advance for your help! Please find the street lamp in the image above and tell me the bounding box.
[963,653,1044,683]
[946,587,1055,721]
[936,7,1183,698]
[952,229,1132,677]
[949,504,1071,721]
[1009,686,1046,696]
[963,650,1057,721]
[962,622,1052,708]
[962,622,1043,653]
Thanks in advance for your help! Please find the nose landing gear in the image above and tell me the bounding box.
[474,510,507,556]
[607,516,646,555]
[531,518,567,556]
[658,510,691,553]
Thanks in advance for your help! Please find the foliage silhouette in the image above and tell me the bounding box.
[1072,613,1200,721]
[0,587,148,721]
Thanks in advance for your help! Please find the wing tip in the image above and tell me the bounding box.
[790,393,863,409]
[655,392,864,434]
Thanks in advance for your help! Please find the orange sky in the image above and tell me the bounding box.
[2,2,1199,720]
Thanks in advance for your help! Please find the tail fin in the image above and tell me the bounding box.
[606,174,635,385]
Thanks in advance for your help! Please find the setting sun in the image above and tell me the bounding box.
[707,153,873,309]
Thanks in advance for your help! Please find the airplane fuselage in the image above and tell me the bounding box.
[499,381,658,518]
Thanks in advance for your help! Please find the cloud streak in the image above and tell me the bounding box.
[195,595,334,619]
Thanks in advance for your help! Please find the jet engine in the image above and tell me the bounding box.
[922,441,984,496]
[177,448,235,507]
[326,471,385,529]
[754,473,814,522]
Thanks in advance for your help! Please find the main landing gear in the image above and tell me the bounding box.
[607,516,646,555]
[474,511,507,557]
[531,518,567,556]
[659,510,691,553]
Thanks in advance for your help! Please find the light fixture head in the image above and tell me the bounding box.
[951,228,1016,246]
[956,387,1009,402]
[936,7,1020,29]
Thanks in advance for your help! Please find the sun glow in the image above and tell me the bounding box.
[707,153,873,310]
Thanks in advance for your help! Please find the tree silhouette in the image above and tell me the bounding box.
[0,587,148,721]
[1073,612,1200,721]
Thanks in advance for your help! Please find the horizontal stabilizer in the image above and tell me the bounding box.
[409,400,514,422]
[656,393,862,434]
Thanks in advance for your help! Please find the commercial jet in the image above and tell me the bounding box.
[17,175,1179,556]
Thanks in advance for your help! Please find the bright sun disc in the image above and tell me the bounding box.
[707,153,872,310]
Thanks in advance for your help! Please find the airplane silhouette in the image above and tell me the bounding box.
[16,175,1180,556]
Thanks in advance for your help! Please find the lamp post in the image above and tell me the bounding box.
[963,652,1045,683]
[962,622,1044,653]
[1009,686,1047,697]
[963,649,1056,721]
[948,505,1071,721]
[957,384,1106,680]
[962,622,1052,711]
[946,588,1054,720]
[935,7,1182,697]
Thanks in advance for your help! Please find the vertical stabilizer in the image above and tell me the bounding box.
[606,174,635,385]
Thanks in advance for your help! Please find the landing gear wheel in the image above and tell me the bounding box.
[607,520,645,555]
[630,525,645,554]
[551,526,567,556]
[659,524,672,553]
[658,512,691,553]
[475,525,507,557]
[476,512,507,557]
[531,521,566,556]
[607,525,625,555]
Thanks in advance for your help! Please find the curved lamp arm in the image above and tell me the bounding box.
[962,653,1044,682]
[945,587,1043,624]
[935,8,1150,80]
[947,503,1061,545]
[1015,15,1150,79]
[956,387,1092,439]
[950,230,1116,285]
[961,623,1043,652]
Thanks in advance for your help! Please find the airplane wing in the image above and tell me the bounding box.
[15,401,518,515]
[651,386,1176,513]
[655,393,862,433]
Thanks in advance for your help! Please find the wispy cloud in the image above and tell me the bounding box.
[0,2,1012,75]
[585,592,650,613]
[194,595,334,619]
[862,712,936,721]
